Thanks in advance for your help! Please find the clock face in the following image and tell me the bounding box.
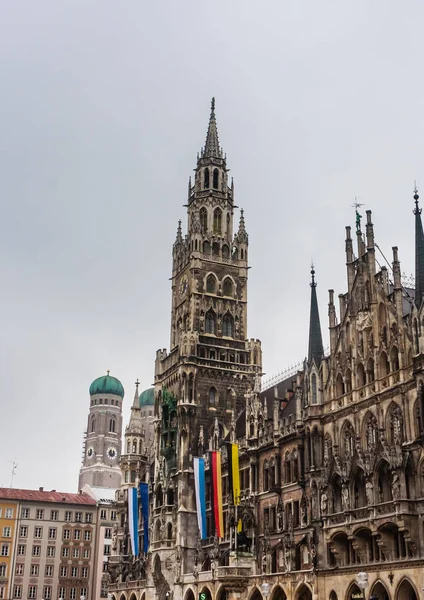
[179,276,188,297]
[86,447,94,458]
[107,447,117,460]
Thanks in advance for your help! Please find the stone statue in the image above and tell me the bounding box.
[342,484,350,511]
[320,492,328,516]
[365,480,374,505]
[392,472,401,501]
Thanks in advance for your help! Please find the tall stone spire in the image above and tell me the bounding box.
[203,97,221,159]
[308,265,324,365]
[414,185,424,309]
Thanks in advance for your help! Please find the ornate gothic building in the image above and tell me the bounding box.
[106,102,424,600]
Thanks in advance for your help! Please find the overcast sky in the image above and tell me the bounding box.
[1,0,424,490]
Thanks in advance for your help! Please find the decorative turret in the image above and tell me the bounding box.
[414,185,424,309]
[120,380,148,487]
[308,266,324,366]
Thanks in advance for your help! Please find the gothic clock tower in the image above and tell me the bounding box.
[152,99,262,586]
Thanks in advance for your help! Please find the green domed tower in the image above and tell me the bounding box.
[78,370,124,490]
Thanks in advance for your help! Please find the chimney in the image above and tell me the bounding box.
[39,487,44,492]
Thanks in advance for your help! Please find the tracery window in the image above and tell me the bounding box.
[222,313,234,337]
[203,168,210,189]
[199,207,208,232]
[213,208,222,234]
[205,310,216,334]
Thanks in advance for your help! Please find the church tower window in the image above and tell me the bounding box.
[91,418,95,433]
[203,169,210,189]
[200,207,208,232]
[109,419,116,433]
[209,387,216,405]
[311,374,317,404]
[206,275,216,293]
[213,168,219,189]
[223,278,233,296]
[205,311,216,334]
[213,208,222,234]
[222,313,234,337]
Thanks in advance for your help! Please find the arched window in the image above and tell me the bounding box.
[232,246,238,260]
[367,357,375,383]
[203,240,211,254]
[200,207,208,232]
[132,440,137,453]
[222,244,229,259]
[357,363,365,387]
[213,208,222,234]
[222,313,234,337]
[205,310,216,334]
[209,387,216,405]
[213,168,219,189]
[109,419,116,433]
[127,440,131,454]
[206,275,216,293]
[336,373,345,396]
[391,346,400,371]
[167,523,173,540]
[125,471,129,483]
[212,242,220,256]
[204,168,210,189]
[91,418,95,433]
[311,374,317,404]
[223,278,233,296]
[131,470,136,483]
[379,351,390,378]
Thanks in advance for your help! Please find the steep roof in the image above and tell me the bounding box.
[0,488,97,505]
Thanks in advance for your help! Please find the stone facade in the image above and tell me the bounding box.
[107,103,424,600]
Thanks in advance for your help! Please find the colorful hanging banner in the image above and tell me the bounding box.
[193,458,207,539]
[210,450,224,538]
[139,482,149,554]
[127,487,139,556]
[226,443,241,506]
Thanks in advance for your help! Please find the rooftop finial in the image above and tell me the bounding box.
[135,378,140,391]
[310,262,316,288]
[211,97,215,114]
[107,370,110,375]
[175,220,183,244]
[414,181,421,215]
[352,198,364,232]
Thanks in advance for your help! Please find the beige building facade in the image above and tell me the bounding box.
[0,488,97,600]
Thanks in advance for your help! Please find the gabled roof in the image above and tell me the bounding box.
[0,488,97,506]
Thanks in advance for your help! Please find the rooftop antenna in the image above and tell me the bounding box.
[10,460,18,488]
[352,198,365,232]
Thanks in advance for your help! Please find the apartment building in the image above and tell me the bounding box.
[0,488,97,600]
[81,486,117,600]
[0,497,19,600]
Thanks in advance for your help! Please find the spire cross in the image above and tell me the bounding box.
[135,378,140,390]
